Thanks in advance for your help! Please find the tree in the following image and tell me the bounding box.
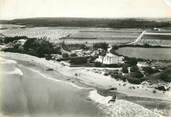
[130,65,139,72]
[100,50,106,64]
[93,42,108,51]
[142,67,159,75]
[159,69,171,82]
[124,57,138,66]
[62,53,69,59]
[4,36,28,44]
[127,77,144,84]
[122,65,128,73]
[53,46,61,54]
[70,53,77,57]
[94,62,102,67]
[144,43,150,48]
[130,71,144,78]
[70,57,88,65]
[23,38,54,57]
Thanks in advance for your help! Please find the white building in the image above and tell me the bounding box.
[96,53,124,64]
[16,39,27,45]
[137,62,149,67]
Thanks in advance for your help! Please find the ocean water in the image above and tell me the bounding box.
[0,57,104,117]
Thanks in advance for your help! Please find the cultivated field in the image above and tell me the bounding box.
[0,24,142,44]
[116,47,171,60]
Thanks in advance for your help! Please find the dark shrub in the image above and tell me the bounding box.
[112,45,119,50]
[94,62,102,67]
[130,65,139,72]
[110,72,126,82]
[124,57,138,66]
[62,43,88,51]
[93,42,108,51]
[4,36,28,44]
[0,37,4,44]
[70,57,88,65]
[104,72,109,76]
[155,86,168,91]
[104,64,122,68]
[130,71,144,78]
[53,46,61,54]
[144,43,150,48]
[62,53,69,59]
[159,69,171,82]
[127,77,144,84]
[142,67,159,75]
[70,53,77,57]
[122,65,128,73]
[45,54,52,60]
[153,90,156,93]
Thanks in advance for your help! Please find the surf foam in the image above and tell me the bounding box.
[8,67,23,76]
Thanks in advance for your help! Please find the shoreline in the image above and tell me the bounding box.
[0,52,171,101]
[0,52,171,116]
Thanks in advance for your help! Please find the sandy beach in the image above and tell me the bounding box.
[1,52,171,100]
[0,52,171,117]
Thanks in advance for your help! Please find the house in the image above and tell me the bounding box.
[137,62,149,67]
[95,53,124,64]
[16,39,27,45]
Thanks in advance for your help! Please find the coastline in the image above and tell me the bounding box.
[0,52,171,116]
[0,52,171,100]
[0,56,105,117]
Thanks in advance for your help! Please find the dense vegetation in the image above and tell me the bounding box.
[23,38,60,57]
[61,43,88,51]
[0,36,28,44]
[2,36,61,58]
[93,42,108,51]
[159,69,171,82]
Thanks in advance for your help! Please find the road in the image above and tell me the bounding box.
[129,30,171,45]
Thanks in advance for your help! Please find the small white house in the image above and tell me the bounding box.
[137,62,149,67]
[16,39,26,45]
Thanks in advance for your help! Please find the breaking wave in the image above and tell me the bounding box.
[0,57,23,76]
[0,57,17,64]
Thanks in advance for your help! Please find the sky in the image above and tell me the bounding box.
[0,0,171,20]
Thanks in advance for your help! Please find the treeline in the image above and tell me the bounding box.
[0,36,28,44]
[1,36,61,58]
[1,17,171,28]
[23,38,61,57]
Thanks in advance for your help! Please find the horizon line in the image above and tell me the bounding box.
[1,16,171,21]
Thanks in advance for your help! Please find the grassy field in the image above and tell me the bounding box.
[0,24,142,44]
[116,47,171,60]
[1,23,170,45]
